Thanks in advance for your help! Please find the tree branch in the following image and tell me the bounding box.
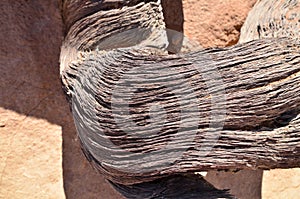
[60,0,300,197]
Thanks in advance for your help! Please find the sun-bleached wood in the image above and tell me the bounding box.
[60,0,300,198]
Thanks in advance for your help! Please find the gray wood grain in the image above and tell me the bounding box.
[60,0,300,198]
[63,37,300,185]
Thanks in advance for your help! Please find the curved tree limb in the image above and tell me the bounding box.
[60,0,300,198]
[64,37,300,185]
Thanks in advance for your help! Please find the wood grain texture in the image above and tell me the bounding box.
[239,0,300,42]
[63,37,300,185]
[110,174,234,199]
[60,0,300,198]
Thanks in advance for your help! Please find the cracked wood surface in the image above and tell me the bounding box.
[64,37,300,185]
[60,0,300,198]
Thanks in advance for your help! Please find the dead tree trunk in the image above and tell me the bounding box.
[60,0,300,198]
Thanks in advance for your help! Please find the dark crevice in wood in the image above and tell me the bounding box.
[259,109,300,130]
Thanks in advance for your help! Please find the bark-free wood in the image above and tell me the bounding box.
[63,37,300,185]
[239,0,300,43]
[60,0,300,198]
[110,174,234,199]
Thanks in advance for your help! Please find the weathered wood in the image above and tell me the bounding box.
[60,0,300,197]
[61,0,158,33]
[110,174,234,199]
[63,37,300,185]
[60,0,166,86]
[239,0,300,43]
